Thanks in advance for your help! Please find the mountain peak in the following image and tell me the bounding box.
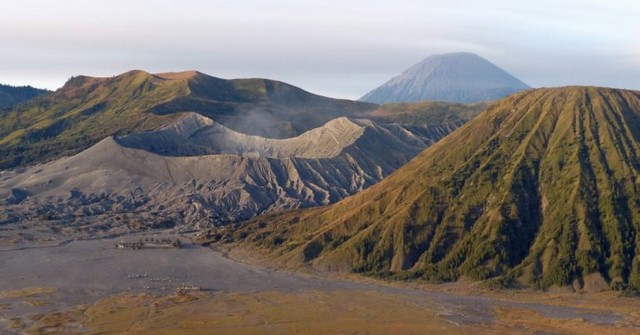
[361,52,530,104]
[154,71,201,80]
[415,51,486,63]
[60,70,201,91]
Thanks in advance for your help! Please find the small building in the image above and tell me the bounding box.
[115,240,143,250]
[176,285,202,294]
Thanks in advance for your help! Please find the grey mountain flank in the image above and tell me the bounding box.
[0,113,438,228]
[119,112,370,159]
[361,52,530,104]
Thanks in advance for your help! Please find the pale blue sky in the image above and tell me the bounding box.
[1,0,638,98]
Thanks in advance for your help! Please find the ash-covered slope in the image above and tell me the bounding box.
[0,113,427,227]
[361,52,530,104]
[117,113,372,159]
[226,87,640,291]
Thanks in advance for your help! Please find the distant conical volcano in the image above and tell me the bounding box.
[228,86,640,291]
[360,52,530,104]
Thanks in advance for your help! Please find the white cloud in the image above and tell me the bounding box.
[0,0,638,97]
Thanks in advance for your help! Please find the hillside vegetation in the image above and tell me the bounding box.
[0,71,374,169]
[221,86,640,291]
[0,84,49,109]
[0,70,487,170]
[0,71,185,168]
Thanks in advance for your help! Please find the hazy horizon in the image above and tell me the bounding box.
[2,0,638,99]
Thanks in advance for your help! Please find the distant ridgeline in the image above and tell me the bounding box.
[0,84,49,109]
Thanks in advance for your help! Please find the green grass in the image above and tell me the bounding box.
[0,70,377,169]
[0,71,187,168]
[222,86,640,291]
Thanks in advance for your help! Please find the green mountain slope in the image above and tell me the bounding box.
[0,84,49,109]
[0,70,375,169]
[218,86,640,291]
[0,71,187,168]
[148,72,377,138]
[0,70,485,170]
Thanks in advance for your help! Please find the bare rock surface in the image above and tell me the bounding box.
[0,113,428,227]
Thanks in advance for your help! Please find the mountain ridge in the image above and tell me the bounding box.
[0,69,486,170]
[0,70,376,169]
